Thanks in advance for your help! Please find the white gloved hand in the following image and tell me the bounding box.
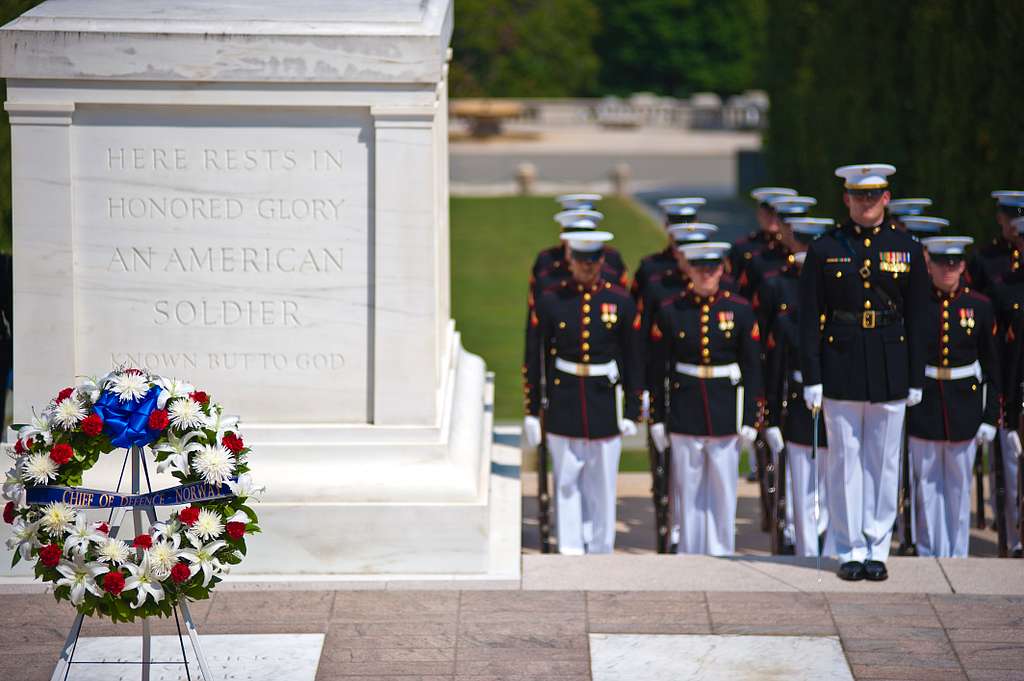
[739,425,759,447]
[649,422,670,453]
[1007,430,1024,458]
[640,390,651,421]
[523,416,542,447]
[975,423,997,445]
[764,426,785,455]
[619,419,639,437]
[803,384,823,411]
[906,387,923,407]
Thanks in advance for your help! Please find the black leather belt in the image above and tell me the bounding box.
[831,309,902,329]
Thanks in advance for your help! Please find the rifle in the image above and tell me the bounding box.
[896,410,917,556]
[975,454,987,529]
[754,437,773,534]
[772,443,789,554]
[537,411,553,553]
[648,431,671,553]
[992,431,1009,557]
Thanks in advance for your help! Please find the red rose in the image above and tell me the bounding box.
[179,506,200,526]
[13,438,24,454]
[148,409,169,431]
[56,387,74,402]
[132,534,152,549]
[125,368,143,375]
[226,522,246,540]
[39,544,61,568]
[170,562,191,584]
[49,443,74,466]
[81,413,104,437]
[103,571,125,595]
[189,391,209,405]
[3,501,15,524]
[222,433,244,454]
[97,522,110,535]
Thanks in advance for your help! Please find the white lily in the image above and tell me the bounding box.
[225,473,265,501]
[63,515,108,556]
[76,375,103,403]
[122,554,166,609]
[5,518,41,561]
[204,405,240,441]
[55,552,105,606]
[180,533,227,587]
[152,429,203,475]
[19,415,53,446]
[151,518,182,541]
[155,377,195,409]
[2,464,25,502]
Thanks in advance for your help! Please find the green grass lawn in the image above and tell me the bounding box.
[450,195,666,421]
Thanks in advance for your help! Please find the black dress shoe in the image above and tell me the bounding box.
[1012,548,1023,558]
[837,561,866,581]
[864,560,888,581]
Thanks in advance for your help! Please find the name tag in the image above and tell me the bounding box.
[825,257,851,264]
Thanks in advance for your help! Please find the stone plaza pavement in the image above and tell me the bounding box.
[2,554,1023,681]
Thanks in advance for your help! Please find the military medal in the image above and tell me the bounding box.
[600,303,618,324]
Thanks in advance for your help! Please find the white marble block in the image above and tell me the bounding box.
[0,0,518,577]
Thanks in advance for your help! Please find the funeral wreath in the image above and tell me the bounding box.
[2,368,263,622]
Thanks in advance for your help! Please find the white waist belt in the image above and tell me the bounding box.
[791,370,804,384]
[555,357,619,381]
[675,362,742,385]
[924,360,981,382]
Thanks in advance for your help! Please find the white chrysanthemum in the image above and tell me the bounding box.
[110,372,150,402]
[191,508,224,541]
[192,445,234,486]
[52,397,88,430]
[40,501,77,536]
[96,537,131,565]
[24,453,59,485]
[168,398,205,430]
[147,537,183,579]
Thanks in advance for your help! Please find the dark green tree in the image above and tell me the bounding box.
[593,0,767,97]
[450,0,601,97]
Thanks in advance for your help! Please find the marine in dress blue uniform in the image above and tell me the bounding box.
[967,192,1024,294]
[741,195,817,300]
[522,230,642,554]
[631,197,706,304]
[729,187,797,278]
[647,242,764,555]
[799,163,930,581]
[908,237,1001,557]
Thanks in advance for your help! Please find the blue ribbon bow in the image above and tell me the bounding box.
[92,386,162,449]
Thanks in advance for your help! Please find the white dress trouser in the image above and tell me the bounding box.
[822,398,905,563]
[546,433,621,554]
[669,433,740,556]
[909,437,975,558]
[787,442,829,557]
[992,429,1022,551]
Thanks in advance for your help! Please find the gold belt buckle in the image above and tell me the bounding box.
[862,310,876,329]
[698,366,715,379]
[935,367,952,380]
[577,363,590,377]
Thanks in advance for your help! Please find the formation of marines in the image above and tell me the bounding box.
[523,163,1024,581]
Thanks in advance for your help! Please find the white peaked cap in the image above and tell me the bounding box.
[554,209,604,229]
[784,217,833,235]
[770,196,817,214]
[835,163,896,190]
[921,236,973,255]
[678,241,731,261]
[751,187,798,202]
[555,193,602,209]
[668,223,717,242]
[657,197,707,210]
[560,229,613,251]
[901,216,949,234]
[889,198,933,216]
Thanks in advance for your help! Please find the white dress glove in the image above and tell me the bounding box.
[803,384,823,411]
[975,423,997,445]
[1007,430,1024,458]
[906,387,923,407]
[764,426,785,455]
[739,425,758,447]
[619,419,639,437]
[523,416,542,447]
[649,422,670,453]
